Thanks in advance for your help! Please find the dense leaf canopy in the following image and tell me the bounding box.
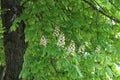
[0,0,120,80]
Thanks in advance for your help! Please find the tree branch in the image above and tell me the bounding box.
[83,0,120,23]
[0,66,4,80]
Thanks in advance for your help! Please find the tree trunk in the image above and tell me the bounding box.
[0,66,4,80]
[1,0,27,80]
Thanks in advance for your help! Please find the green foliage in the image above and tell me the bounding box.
[1,0,120,80]
[19,0,120,80]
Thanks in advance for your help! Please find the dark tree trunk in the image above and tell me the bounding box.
[1,0,27,80]
[0,66,4,80]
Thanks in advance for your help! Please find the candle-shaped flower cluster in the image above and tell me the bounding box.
[57,33,65,48]
[40,35,47,47]
[53,27,60,37]
[67,40,75,54]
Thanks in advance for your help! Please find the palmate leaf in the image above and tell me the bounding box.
[19,0,120,80]
[106,66,113,78]
[75,65,83,78]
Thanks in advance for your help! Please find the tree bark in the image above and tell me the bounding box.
[0,66,4,80]
[1,0,27,80]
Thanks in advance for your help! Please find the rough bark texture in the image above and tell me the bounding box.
[0,66,4,80]
[1,0,27,80]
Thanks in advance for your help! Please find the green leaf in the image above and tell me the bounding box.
[75,65,83,78]
[106,66,113,78]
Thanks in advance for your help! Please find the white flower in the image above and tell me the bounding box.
[95,45,101,53]
[109,78,112,80]
[67,40,75,54]
[83,52,90,58]
[91,67,95,74]
[91,72,95,74]
[53,26,60,37]
[115,32,120,38]
[112,20,115,25]
[57,33,65,47]
[96,5,100,10]
[40,35,47,47]
[78,45,85,54]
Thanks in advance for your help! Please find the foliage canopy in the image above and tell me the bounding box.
[0,0,120,80]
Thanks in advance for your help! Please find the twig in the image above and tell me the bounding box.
[83,0,120,23]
